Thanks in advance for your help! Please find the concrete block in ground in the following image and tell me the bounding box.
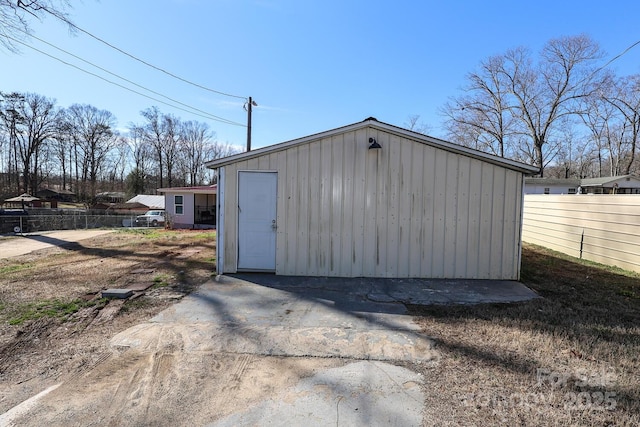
[101,289,133,299]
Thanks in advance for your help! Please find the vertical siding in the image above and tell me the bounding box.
[340,132,356,276]
[304,143,322,276]
[284,150,299,272]
[408,141,424,277]
[397,137,413,276]
[466,160,483,275]
[274,151,288,273]
[504,170,522,277]
[222,129,524,279]
[319,138,332,274]
[455,156,471,277]
[478,163,494,278]
[443,152,460,277]
[330,136,344,275]
[431,149,447,276]
[351,128,368,276]
[222,162,239,273]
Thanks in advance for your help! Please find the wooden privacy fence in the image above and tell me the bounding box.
[522,195,640,273]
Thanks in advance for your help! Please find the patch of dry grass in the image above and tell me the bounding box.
[408,243,640,426]
[0,229,216,352]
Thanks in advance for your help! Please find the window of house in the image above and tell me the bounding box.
[568,188,576,194]
[544,188,550,194]
[175,195,184,215]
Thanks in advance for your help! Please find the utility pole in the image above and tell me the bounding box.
[246,97,257,152]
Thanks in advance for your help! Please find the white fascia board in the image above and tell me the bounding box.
[205,118,539,175]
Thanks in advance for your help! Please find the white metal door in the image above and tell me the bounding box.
[237,171,277,271]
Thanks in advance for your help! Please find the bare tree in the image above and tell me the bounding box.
[603,74,640,174]
[0,0,72,52]
[140,106,166,189]
[138,107,191,190]
[7,93,61,194]
[507,36,604,176]
[66,103,118,200]
[0,91,25,192]
[125,124,152,192]
[550,117,598,178]
[49,113,73,190]
[442,55,515,157]
[404,114,431,135]
[105,137,130,190]
[443,35,604,176]
[161,113,180,188]
[127,125,148,171]
[180,120,213,186]
[580,78,618,177]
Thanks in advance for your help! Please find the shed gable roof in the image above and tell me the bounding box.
[205,118,538,174]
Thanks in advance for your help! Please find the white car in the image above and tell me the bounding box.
[135,210,165,227]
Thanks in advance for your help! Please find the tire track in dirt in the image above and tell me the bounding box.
[140,351,176,420]
[227,354,253,393]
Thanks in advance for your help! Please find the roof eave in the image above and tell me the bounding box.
[204,120,373,169]
[371,121,539,174]
[157,187,217,194]
[205,118,539,174]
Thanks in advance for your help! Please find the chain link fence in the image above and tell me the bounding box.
[0,210,156,234]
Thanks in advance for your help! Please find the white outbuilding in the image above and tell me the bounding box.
[205,118,537,280]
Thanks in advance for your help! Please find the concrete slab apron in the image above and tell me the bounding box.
[108,275,434,426]
[111,275,437,362]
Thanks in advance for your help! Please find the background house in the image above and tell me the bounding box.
[37,188,77,203]
[206,118,537,280]
[158,186,216,229]
[105,195,164,214]
[525,175,640,195]
[525,178,581,194]
[580,175,640,194]
[95,192,125,203]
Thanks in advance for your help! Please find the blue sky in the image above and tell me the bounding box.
[2,0,640,150]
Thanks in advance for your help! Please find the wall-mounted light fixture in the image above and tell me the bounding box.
[368,137,381,149]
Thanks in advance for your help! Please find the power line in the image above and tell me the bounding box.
[5,35,246,126]
[18,28,239,124]
[602,39,640,71]
[589,39,640,80]
[42,8,247,100]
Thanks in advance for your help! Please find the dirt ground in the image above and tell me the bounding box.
[0,229,425,427]
[1,232,638,426]
[0,229,218,415]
